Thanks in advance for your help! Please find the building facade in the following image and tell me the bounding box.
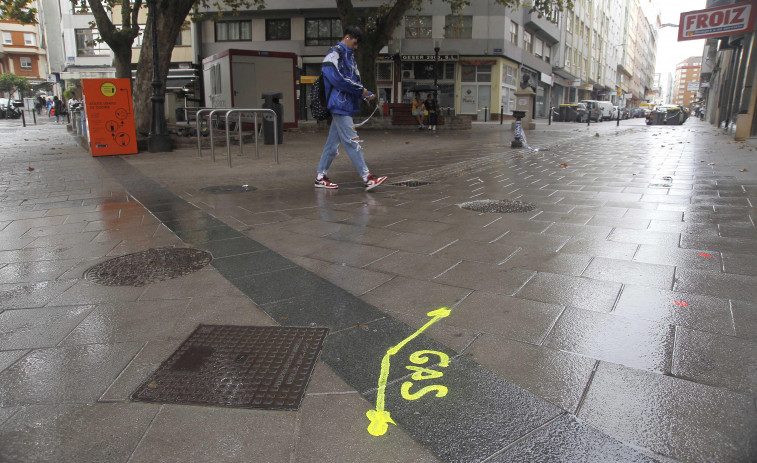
[672,56,701,108]
[0,14,48,96]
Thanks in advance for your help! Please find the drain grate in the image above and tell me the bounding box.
[131,325,329,410]
[390,180,432,188]
[200,185,256,194]
[459,199,537,213]
[84,247,212,286]
[648,183,673,189]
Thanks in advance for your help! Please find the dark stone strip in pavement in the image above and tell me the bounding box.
[97,155,663,463]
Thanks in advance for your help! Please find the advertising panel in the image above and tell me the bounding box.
[679,2,756,41]
[81,78,138,156]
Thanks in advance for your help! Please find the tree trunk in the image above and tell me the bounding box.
[133,0,193,135]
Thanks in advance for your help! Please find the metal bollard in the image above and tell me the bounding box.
[484,106,488,122]
[548,106,552,125]
[500,105,504,125]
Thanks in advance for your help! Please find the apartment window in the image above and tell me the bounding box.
[20,57,32,69]
[444,15,472,39]
[405,15,432,38]
[2,32,11,45]
[566,14,572,33]
[75,29,109,56]
[215,20,252,41]
[266,18,291,41]
[565,46,571,66]
[305,18,342,46]
[534,37,543,58]
[24,33,35,46]
[544,44,551,64]
[523,31,533,53]
[509,21,518,45]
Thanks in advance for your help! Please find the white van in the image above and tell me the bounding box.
[596,101,614,121]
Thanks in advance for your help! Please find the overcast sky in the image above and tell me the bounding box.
[647,0,709,77]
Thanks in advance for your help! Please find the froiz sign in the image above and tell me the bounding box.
[678,2,756,41]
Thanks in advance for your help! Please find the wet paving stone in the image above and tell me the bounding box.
[84,247,212,287]
[131,325,329,410]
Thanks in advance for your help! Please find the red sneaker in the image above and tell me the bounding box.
[364,174,387,191]
[315,176,339,189]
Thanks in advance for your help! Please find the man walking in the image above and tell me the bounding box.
[314,25,387,191]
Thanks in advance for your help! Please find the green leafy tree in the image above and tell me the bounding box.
[0,0,37,23]
[0,73,31,99]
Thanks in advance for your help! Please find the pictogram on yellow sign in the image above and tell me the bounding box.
[100,82,117,97]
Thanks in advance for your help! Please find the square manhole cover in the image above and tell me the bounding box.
[131,325,329,410]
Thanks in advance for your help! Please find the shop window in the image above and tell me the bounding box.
[444,15,472,39]
[20,57,32,69]
[502,64,517,86]
[215,21,252,42]
[305,18,341,46]
[405,15,432,38]
[461,65,491,83]
[75,29,109,56]
[376,62,392,81]
[266,18,291,41]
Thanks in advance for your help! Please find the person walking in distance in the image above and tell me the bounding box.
[52,96,63,124]
[424,93,438,131]
[314,25,387,191]
[412,92,425,129]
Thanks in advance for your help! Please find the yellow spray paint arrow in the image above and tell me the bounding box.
[366,307,451,436]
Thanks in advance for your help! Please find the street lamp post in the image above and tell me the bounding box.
[147,0,171,153]
[433,40,440,104]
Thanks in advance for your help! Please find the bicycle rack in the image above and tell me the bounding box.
[222,109,278,167]
[195,107,233,158]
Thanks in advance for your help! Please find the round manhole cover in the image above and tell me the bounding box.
[459,199,537,213]
[390,180,432,187]
[85,247,213,286]
[199,185,256,194]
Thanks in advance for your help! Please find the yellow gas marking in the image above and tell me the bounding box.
[366,308,451,437]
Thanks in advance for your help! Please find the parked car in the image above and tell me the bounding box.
[576,101,601,122]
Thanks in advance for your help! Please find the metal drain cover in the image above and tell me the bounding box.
[390,180,432,187]
[459,199,537,213]
[200,185,256,194]
[131,325,329,410]
[649,183,673,189]
[84,247,212,286]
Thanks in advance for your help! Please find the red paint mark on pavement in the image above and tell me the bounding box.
[674,301,689,307]
[698,253,712,257]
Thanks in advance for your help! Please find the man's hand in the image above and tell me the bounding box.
[362,89,376,101]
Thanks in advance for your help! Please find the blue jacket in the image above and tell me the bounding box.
[322,42,372,116]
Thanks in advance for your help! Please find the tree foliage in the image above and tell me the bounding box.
[0,73,31,98]
[0,0,36,24]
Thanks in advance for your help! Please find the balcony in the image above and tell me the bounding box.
[522,10,560,43]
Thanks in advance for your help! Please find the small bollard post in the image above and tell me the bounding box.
[511,110,526,148]
[617,107,621,126]
[500,105,504,125]
[484,106,488,122]
[548,106,552,125]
